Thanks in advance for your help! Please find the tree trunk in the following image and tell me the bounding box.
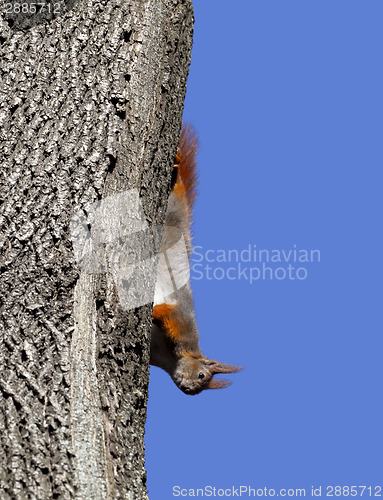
[0,0,193,498]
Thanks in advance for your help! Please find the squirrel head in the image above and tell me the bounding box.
[172,355,242,396]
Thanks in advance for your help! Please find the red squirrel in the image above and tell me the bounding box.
[150,123,241,395]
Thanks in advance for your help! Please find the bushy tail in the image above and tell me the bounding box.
[176,122,199,212]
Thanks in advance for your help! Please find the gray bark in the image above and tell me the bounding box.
[0,0,194,498]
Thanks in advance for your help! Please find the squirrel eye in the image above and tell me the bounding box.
[198,372,205,380]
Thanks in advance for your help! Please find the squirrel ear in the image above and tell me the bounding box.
[202,358,243,374]
[207,378,232,390]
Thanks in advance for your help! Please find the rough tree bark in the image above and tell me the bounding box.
[0,0,194,498]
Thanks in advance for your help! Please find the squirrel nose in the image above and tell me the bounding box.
[182,386,190,394]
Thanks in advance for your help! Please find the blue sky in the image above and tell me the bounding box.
[146,1,383,498]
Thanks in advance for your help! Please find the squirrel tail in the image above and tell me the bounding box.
[175,122,199,212]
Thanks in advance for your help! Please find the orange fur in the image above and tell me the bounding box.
[153,303,183,342]
[152,303,176,323]
[173,181,186,199]
[175,122,199,212]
